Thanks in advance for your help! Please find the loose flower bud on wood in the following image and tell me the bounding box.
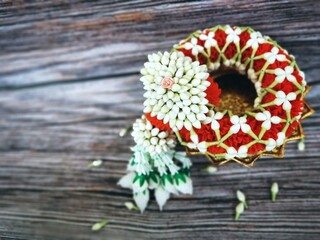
[87,159,103,168]
[298,139,305,151]
[201,165,218,174]
[91,220,109,231]
[124,202,139,211]
[271,182,279,202]
[235,202,244,221]
[236,190,248,209]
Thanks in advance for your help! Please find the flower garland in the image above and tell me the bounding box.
[119,25,312,212]
[172,25,306,160]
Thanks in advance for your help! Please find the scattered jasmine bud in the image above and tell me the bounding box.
[119,126,132,137]
[124,201,140,211]
[88,159,103,168]
[298,139,305,151]
[236,190,248,209]
[91,220,109,231]
[235,202,244,221]
[119,128,127,137]
[201,165,218,174]
[271,182,279,202]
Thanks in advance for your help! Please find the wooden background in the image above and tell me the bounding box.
[0,0,319,239]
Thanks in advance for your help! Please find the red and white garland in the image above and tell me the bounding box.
[119,25,308,212]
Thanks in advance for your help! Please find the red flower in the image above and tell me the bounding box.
[224,43,237,59]
[205,77,221,106]
[145,112,171,131]
[215,29,227,48]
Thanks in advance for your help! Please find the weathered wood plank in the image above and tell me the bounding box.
[0,73,319,239]
[0,0,319,87]
[0,151,320,240]
[0,0,320,239]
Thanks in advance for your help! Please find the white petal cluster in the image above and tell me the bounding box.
[275,66,296,83]
[140,51,210,131]
[187,132,207,153]
[274,91,297,110]
[230,115,251,134]
[255,111,281,130]
[203,110,224,130]
[131,115,176,155]
[264,47,286,64]
[225,26,242,43]
[199,31,217,49]
[246,31,265,49]
[184,37,204,55]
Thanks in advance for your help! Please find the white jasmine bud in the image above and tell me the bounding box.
[87,159,103,168]
[271,182,279,202]
[119,128,127,137]
[201,165,218,174]
[124,202,139,211]
[131,115,176,156]
[91,220,108,231]
[298,139,305,151]
[235,202,244,221]
[236,190,248,209]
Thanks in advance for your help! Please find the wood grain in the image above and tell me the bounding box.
[0,0,319,239]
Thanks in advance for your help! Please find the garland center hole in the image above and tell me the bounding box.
[213,72,258,115]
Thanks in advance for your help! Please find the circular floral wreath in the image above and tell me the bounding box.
[119,25,311,212]
[144,25,306,160]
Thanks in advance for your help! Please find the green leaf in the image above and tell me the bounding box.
[130,156,135,166]
[132,174,146,187]
[144,151,151,159]
[174,173,187,185]
[91,220,109,231]
[139,175,146,187]
[149,172,158,184]
[130,154,136,165]
[180,167,191,176]
[161,174,173,186]
[133,174,140,184]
